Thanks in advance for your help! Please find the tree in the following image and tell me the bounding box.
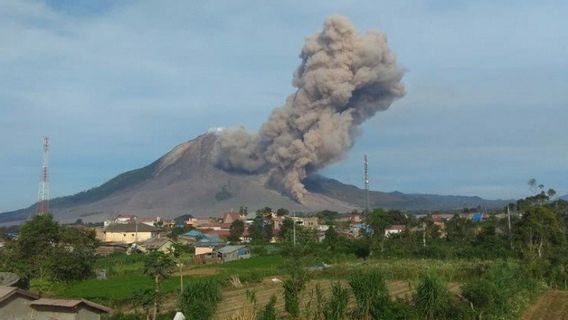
[179,279,222,320]
[445,215,475,242]
[143,251,175,320]
[368,209,389,253]
[276,208,289,217]
[516,206,565,259]
[257,207,273,217]
[229,219,245,242]
[278,218,295,242]
[249,216,265,244]
[14,214,60,279]
[250,214,273,243]
[323,226,338,250]
[47,226,97,282]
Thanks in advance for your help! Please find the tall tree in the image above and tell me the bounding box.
[143,251,175,320]
[228,219,245,242]
[516,206,565,259]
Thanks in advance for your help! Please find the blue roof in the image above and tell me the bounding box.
[184,230,205,238]
[472,213,483,222]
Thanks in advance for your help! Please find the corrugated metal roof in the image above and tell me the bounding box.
[217,245,246,254]
[0,286,39,303]
[31,298,111,313]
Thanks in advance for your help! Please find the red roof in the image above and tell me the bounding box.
[204,230,230,238]
[223,212,241,223]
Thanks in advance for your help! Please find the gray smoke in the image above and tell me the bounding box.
[214,16,405,202]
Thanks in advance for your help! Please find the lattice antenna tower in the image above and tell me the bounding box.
[364,154,369,215]
[37,137,49,215]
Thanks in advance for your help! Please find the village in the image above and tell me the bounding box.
[1,207,495,320]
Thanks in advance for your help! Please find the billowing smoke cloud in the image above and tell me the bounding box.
[214,16,405,202]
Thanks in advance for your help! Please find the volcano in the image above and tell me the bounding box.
[0,133,507,225]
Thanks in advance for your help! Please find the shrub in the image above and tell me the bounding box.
[348,270,391,319]
[413,274,462,320]
[257,295,277,320]
[179,279,222,320]
[323,282,349,320]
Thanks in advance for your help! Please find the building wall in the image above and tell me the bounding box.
[195,247,214,255]
[103,231,153,244]
[157,241,175,254]
[32,309,77,320]
[221,251,239,262]
[0,295,34,320]
[77,307,101,320]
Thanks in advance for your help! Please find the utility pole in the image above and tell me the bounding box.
[177,262,184,294]
[364,154,370,216]
[422,222,426,247]
[507,205,513,249]
[293,210,296,247]
[37,137,49,215]
[134,216,138,245]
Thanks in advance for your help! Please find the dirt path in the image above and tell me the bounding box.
[523,291,568,320]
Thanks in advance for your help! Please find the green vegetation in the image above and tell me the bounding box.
[2,179,567,319]
[179,279,222,320]
[0,214,96,284]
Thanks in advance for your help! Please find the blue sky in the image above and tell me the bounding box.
[1,0,567,212]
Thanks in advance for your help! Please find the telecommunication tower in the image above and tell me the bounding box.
[37,137,49,215]
[364,154,369,215]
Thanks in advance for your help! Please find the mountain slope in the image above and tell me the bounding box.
[0,133,507,224]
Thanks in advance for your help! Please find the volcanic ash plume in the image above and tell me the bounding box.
[214,16,405,202]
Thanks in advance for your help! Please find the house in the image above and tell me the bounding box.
[203,229,231,239]
[183,229,206,240]
[291,217,319,229]
[431,213,456,228]
[102,223,160,244]
[385,225,406,237]
[0,286,39,319]
[193,237,225,263]
[139,216,161,227]
[217,245,250,262]
[30,298,111,320]
[137,238,176,254]
[0,286,111,320]
[223,211,242,224]
[115,214,136,224]
[185,218,212,227]
[350,223,372,237]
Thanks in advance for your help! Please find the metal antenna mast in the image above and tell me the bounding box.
[364,154,369,215]
[37,137,49,215]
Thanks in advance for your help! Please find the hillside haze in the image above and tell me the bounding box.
[0,133,508,225]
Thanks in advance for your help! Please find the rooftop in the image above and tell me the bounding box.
[105,223,159,233]
[217,245,246,254]
[0,286,39,303]
[30,298,111,313]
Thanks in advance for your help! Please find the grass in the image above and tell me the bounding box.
[40,255,285,306]
[217,255,285,271]
[318,258,502,282]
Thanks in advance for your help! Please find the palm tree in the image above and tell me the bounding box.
[143,251,175,320]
